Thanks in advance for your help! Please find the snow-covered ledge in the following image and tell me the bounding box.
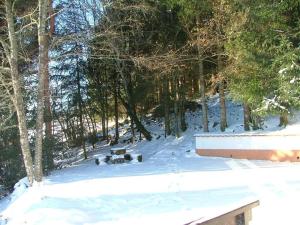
[195,133,300,162]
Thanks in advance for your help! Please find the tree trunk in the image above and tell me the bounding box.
[34,0,49,182]
[90,113,97,134]
[53,110,69,142]
[179,77,187,132]
[219,80,227,131]
[76,60,87,159]
[130,117,135,143]
[116,58,152,141]
[84,107,96,148]
[5,0,34,185]
[95,73,106,141]
[218,47,227,132]
[65,113,75,142]
[101,109,106,140]
[85,106,96,134]
[251,114,261,130]
[114,80,119,142]
[199,58,209,132]
[44,54,52,138]
[243,103,251,131]
[158,79,163,104]
[196,16,209,132]
[105,89,109,143]
[163,77,171,137]
[44,0,54,139]
[85,113,92,134]
[279,112,288,127]
[119,96,152,141]
[192,74,199,97]
[43,50,54,173]
[173,75,180,138]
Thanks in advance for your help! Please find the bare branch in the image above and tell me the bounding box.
[0,36,10,63]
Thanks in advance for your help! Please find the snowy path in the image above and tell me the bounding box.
[2,131,300,225]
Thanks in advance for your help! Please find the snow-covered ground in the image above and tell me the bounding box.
[1,96,300,225]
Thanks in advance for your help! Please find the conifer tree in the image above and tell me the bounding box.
[226,0,300,127]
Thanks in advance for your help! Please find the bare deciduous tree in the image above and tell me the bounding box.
[2,0,34,185]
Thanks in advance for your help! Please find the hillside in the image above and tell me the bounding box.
[1,96,300,225]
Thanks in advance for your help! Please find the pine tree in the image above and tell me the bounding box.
[226,0,300,127]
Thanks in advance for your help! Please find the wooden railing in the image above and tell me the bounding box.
[184,200,259,225]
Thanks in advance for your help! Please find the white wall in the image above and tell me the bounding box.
[195,134,300,150]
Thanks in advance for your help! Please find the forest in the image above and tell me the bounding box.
[0,0,300,193]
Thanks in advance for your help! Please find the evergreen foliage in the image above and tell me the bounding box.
[0,118,25,192]
[226,0,300,120]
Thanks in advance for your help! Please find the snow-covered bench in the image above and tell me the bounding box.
[195,133,300,162]
[110,147,127,155]
[94,147,142,165]
[184,200,259,225]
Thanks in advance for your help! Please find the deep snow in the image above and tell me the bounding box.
[1,96,300,225]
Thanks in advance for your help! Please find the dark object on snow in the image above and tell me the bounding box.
[95,146,143,165]
[105,155,112,163]
[137,154,142,162]
[212,121,219,128]
[124,154,133,161]
[112,158,125,164]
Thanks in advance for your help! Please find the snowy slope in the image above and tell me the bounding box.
[1,96,300,225]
